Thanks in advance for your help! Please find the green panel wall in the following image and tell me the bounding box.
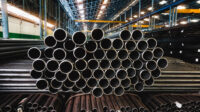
[0,32,40,39]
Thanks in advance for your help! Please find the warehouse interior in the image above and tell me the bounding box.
[0,0,200,112]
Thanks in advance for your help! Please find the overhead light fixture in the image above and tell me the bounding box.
[141,11,145,15]
[144,18,149,21]
[78,4,84,10]
[133,15,138,18]
[148,7,153,11]
[177,5,186,9]
[101,5,106,9]
[103,0,109,4]
[197,0,200,4]
[139,21,144,24]
[99,11,103,14]
[129,17,133,20]
[190,19,199,23]
[159,0,167,5]
[76,0,83,3]
[79,10,84,14]
[180,21,187,25]
[153,15,159,19]
[165,24,170,27]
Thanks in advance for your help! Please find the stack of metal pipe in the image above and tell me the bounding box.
[28,28,167,97]
[65,93,149,112]
[0,39,43,59]
[145,94,200,112]
[0,93,63,112]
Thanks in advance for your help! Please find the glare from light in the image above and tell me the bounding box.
[148,7,153,11]
[76,0,83,3]
[78,4,84,10]
[153,15,159,19]
[165,24,170,27]
[133,15,138,18]
[139,21,144,24]
[144,18,149,21]
[177,5,186,9]
[191,19,199,23]
[197,0,200,4]
[175,101,182,108]
[101,5,106,9]
[103,0,109,4]
[99,11,103,14]
[125,20,128,22]
[180,21,187,25]
[79,10,84,14]
[159,0,167,5]
[141,11,145,15]
[80,15,85,18]
[129,17,133,20]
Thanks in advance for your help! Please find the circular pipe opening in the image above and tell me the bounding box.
[91,29,104,41]
[100,60,110,69]
[133,60,143,70]
[111,59,121,68]
[72,85,80,92]
[130,77,138,85]
[153,47,164,58]
[92,88,103,97]
[64,79,74,88]
[137,40,148,51]
[129,51,140,61]
[99,79,109,88]
[82,69,92,79]
[94,49,105,59]
[87,78,97,88]
[82,85,92,93]
[118,50,128,60]
[88,59,99,70]
[140,70,151,80]
[152,68,161,78]
[55,71,67,82]
[28,47,41,60]
[100,38,112,50]
[68,71,80,82]
[121,78,131,88]
[135,82,144,92]
[54,28,67,42]
[59,60,73,73]
[51,79,62,89]
[113,39,123,50]
[120,30,131,40]
[142,50,153,61]
[145,77,154,86]
[125,41,136,51]
[36,79,48,89]
[132,30,143,40]
[106,49,117,60]
[75,59,87,71]
[146,61,157,71]
[76,78,86,88]
[44,36,56,47]
[72,32,86,45]
[93,69,104,79]
[157,58,168,69]
[47,60,59,72]
[105,69,115,79]
[53,48,66,60]
[30,70,42,79]
[64,40,75,51]
[44,47,53,59]
[116,69,127,80]
[73,47,86,59]
[147,38,157,49]
[110,78,120,88]
[85,41,97,52]
[127,68,136,78]
[114,86,124,96]
[103,86,113,95]
[44,70,55,79]
[33,59,46,71]
[122,59,131,68]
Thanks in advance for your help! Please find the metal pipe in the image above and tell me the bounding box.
[118,49,128,60]
[30,70,43,79]
[87,78,98,88]
[127,68,136,78]
[80,95,86,112]
[110,77,120,88]
[99,78,109,89]
[64,40,75,51]
[93,69,104,80]
[27,47,42,60]
[94,49,105,60]
[151,68,161,78]
[100,59,110,69]
[129,50,140,61]
[122,59,131,68]
[32,59,46,72]
[88,59,99,70]
[50,78,62,89]
[54,28,69,42]
[142,50,153,61]
[75,59,87,71]
[84,41,98,53]
[137,40,148,51]
[157,58,168,69]
[92,87,103,97]
[53,48,66,61]
[91,95,98,112]
[91,29,104,41]
[111,58,121,69]
[112,38,124,50]
[44,36,57,48]
[1,0,9,39]
[73,47,86,59]
[147,38,157,49]
[100,38,112,50]
[153,47,164,59]
[55,71,67,82]
[103,86,113,95]
[116,69,127,80]
[121,78,131,88]
[133,60,143,70]
[72,31,86,45]
[44,70,55,79]
[59,60,73,73]
[134,82,144,92]
[105,69,115,79]
[76,78,86,89]
[36,79,48,90]
[140,70,151,81]
[68,70,80,82]
[82,69,92,79]
[46,60,59,72]
[145,77,154,86]
[125,40,136,51]
[44,47,54,59]
[114,86,124,96]
[82,85,92,94]
[131,30,143,41]
[130,76,139,85]
[64,79,74,88]
[106,49,117,60]
[145,60,157,71]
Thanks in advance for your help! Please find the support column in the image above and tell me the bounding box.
[44,0,47,37]
[39,0,43,39]
[1,0,9,39]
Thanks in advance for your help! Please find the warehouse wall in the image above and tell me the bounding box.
[0,16,53,39]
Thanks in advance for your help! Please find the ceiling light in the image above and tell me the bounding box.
[133,15,138,18]
[191,19,199,23]
[125,20,128,22]
[76,0,83,3]
[78,4,84,10]
[177,5,186,9]
[129,17,133,20]
[99,11,103,14]
[79,10,84,14]
[139,21,144,24]
[180,21,187,25]
[101,5,106,9]
[144,18,149,21]
[165,24,169,27]
[197,0,200,4]
[153,15,159,19]
[103,0,109,4]
[159,0,167,5]
[148,7,153,11]
[141,11,145,15]
[80,15,85,18]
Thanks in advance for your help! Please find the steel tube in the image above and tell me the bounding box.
[30,70,43,79]
[122,59,131,68]
[112,38,124,50]
[105,69,115,79]
[110,78,120,88]
[116,69,127,80]
[131,29,143,41]
[54,28,69,42]
[125,40,136,51]
[111,58,121,69]
[53,48,66,61]
[84,41,98,53]
[68,70,80,82]
[87,78,98,88]
[145,60,157,71]
[114,86,124,96]
[91,29,104,41]
[36,79,48,90]
[103,86,113,95]
[92,87,103,97]
[59,60,73,73]
[151,68,161,78]
[129,50,140,61]
[32,59,46,72]
[140,70,151,81]
[131,76,138,85]
[44,36,57,48]
[64,40,75,51]
[55,71,67,82]
[64,79,74,88]
[99,78,109,88]
[127,68,136,78]
[72,31,86,45]
[133,60,143,70]
[145,77,154,86]
[88,59,99,70]
[76,78,86,89]
[100,38,112,50]
[100,59,110,69]
[51,78,62,89]
[94,49,105,59]
[73,47,86,59]
[93,69,104,80]
[137,40,148,51]
[157,58,168,69]
[82,85,92,94]
[44,47,54,59]
[27,47,42,60]
[82,69,92,79]
[121,78,131,88]
[142,50,153,61]
[134,82,144,92]
[147,38,157,49]
[118,49,128,60]
[46,60,59,72]
[153,47,164,59]
[75,59,87,71]
[44,70,55,79]
[106,49,117,60]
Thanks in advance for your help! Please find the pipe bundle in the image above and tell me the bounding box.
[65,93,149,112]
[0,93,63,112]
[28,28,167,97]
[145,94,200,112]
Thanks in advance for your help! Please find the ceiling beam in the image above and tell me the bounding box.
[75,20,126,23]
